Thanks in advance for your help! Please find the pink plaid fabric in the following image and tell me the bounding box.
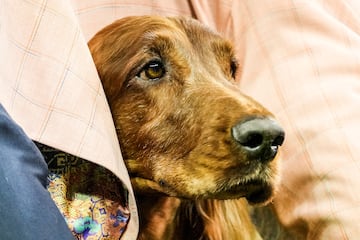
[1,0,360,239]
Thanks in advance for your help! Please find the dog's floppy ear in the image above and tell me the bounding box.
[88,21,126,101]
[88,17,150,101]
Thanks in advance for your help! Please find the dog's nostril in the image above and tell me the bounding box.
[240,132,263,149]
[231,118,285,162]
[272,135,285,147]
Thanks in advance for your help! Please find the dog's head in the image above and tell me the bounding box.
[89,16,284,204]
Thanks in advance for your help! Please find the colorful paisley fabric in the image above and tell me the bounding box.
[37,143,130,240]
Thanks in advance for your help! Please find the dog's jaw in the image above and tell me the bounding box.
[126,155,280,205]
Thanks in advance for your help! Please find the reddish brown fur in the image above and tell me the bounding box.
[89,16,281,240]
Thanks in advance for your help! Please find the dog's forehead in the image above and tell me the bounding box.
[140,17,235,58]
[174,17,235,55]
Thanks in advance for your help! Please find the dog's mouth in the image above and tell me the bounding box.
[221,179,274,204]
[127,159,276,204]
[131,175,274,205]
[132,176,274,205]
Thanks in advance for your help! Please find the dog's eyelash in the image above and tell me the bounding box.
[230,60,238,79]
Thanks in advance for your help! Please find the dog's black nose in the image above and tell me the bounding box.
[231,118,285,162]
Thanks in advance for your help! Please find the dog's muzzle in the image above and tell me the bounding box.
[231,118,285,162]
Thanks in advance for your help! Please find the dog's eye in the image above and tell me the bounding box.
[139,60,165,81]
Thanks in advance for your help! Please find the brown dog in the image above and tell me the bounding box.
[88,16,284,240]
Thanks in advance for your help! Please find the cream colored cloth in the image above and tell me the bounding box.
[1,0,360,239]
[0,1,139,239]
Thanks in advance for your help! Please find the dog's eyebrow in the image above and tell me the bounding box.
[211,40,236,59]
[143,27,187,42]
[142,31,193,61]
[144,33,175,50]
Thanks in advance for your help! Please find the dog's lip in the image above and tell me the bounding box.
[129,175,274,203]
[222,179,273,204]
[245,183,273,204]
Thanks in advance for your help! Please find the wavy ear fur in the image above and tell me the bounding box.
[195,199,262,240]
[176,199,262,240]
[200,199,261,240]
